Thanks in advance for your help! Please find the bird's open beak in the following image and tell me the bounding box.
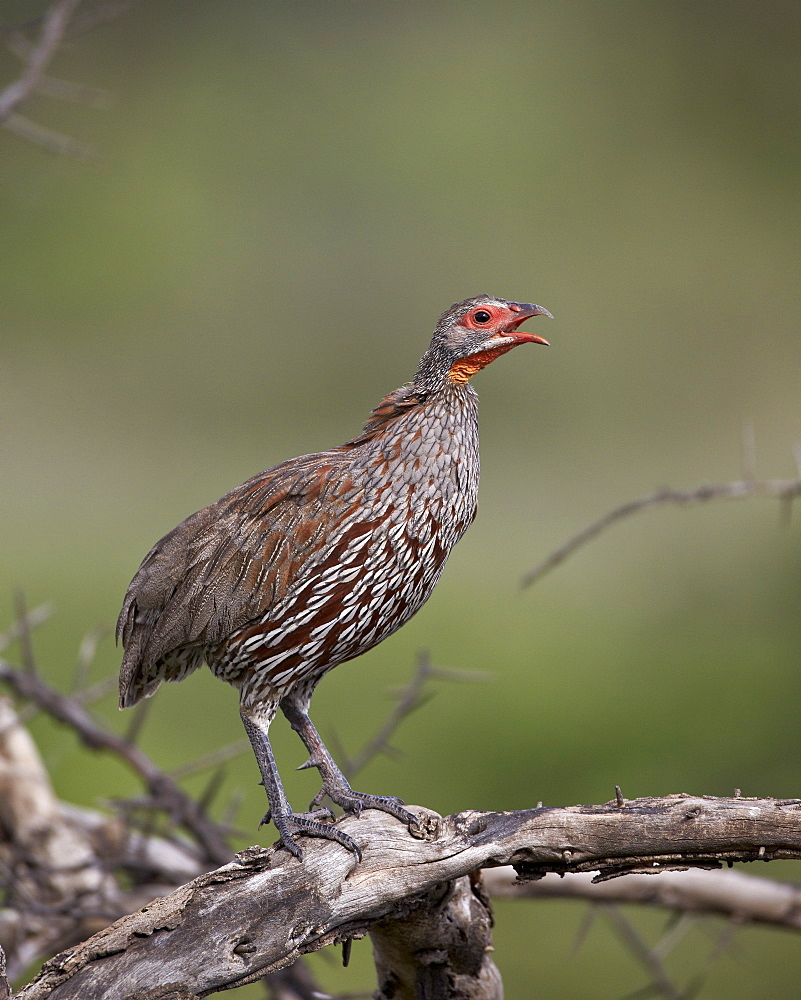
[501,302,553,346]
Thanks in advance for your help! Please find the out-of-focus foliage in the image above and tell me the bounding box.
[2,1,800,996]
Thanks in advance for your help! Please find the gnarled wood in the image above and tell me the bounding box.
[370,873,501,1000]
[15,794,801,999]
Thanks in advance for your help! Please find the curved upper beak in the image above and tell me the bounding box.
[502,302,553,345]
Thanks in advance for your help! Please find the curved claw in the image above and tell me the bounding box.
[306,800,337,820]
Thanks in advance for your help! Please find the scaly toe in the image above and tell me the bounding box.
[273,810,363,861]
[323,787,417,828]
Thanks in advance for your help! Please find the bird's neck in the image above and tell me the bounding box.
[412,343,512,391]
[349,379,478,450]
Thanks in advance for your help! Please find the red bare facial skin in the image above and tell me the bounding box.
[448,301,551,382]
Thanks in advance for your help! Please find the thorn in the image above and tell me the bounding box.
[615,785,625,807]
[341,937,352,967]
[733,787,742,798]
[758,845,766,859]
[536,801,543,809]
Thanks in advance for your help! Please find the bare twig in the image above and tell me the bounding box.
[3,31,113,106]
[740,421,757,482]
[342,652,488,780]
[61,0,137,39]
[0,604,53,655]
[1,112,99,158]
[522,476,801,588]
[343,651,435,778]
[0,0,84,123]
[602,905,684,1000]
[686,920,740,999]
[262,962,331,1000]
[72,625,110,693]
[169,740,250,782]
[12,593,37,674]
[0,658,230,866]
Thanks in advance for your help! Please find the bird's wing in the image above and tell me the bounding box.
[117,449,363,691]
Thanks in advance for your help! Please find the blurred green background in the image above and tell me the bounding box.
[2,1,800,996]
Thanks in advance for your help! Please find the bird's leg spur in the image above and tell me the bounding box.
[240,712,362,859]
[280,697,418,831]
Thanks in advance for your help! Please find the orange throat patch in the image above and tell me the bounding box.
[447,342,516,384]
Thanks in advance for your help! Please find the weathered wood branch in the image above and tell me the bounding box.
[371,873,501,1000]
[483,865,801,931]
[1,945,9,1000]
[15,794,801,999]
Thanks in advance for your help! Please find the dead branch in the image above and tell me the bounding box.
[0,944,9,1000]
[522,476,801,588]
[338,651,486,780]
[0,0,134,155]
[340,651,437,778]
[371,873,501,1000]
[13,794,801,999]
[0,0,84,123]
[482,865,801,932]
[0,697,117,979]
[0,659,230,867]
[0,693,210,982]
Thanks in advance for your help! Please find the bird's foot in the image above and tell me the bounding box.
[259,805,334,827]
[264,808,362,861]
[311,782,418,830]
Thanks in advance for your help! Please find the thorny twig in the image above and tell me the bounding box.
[522,476,801,588]
[0,0,133,156]
[601,905,685,1000]
[341,651,489,780]
[0,603,53,656]
[342,650,433,779]
[0,0,84,122]
[0,616,230,866]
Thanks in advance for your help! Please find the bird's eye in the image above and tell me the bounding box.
[473,310,491,323]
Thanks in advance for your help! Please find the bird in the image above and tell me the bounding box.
[117,294,552,859]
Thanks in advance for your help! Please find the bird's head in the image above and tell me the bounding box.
[414,295,552,390]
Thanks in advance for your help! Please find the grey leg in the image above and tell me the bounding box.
[280,695,417,829]
[240,706,363,859]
